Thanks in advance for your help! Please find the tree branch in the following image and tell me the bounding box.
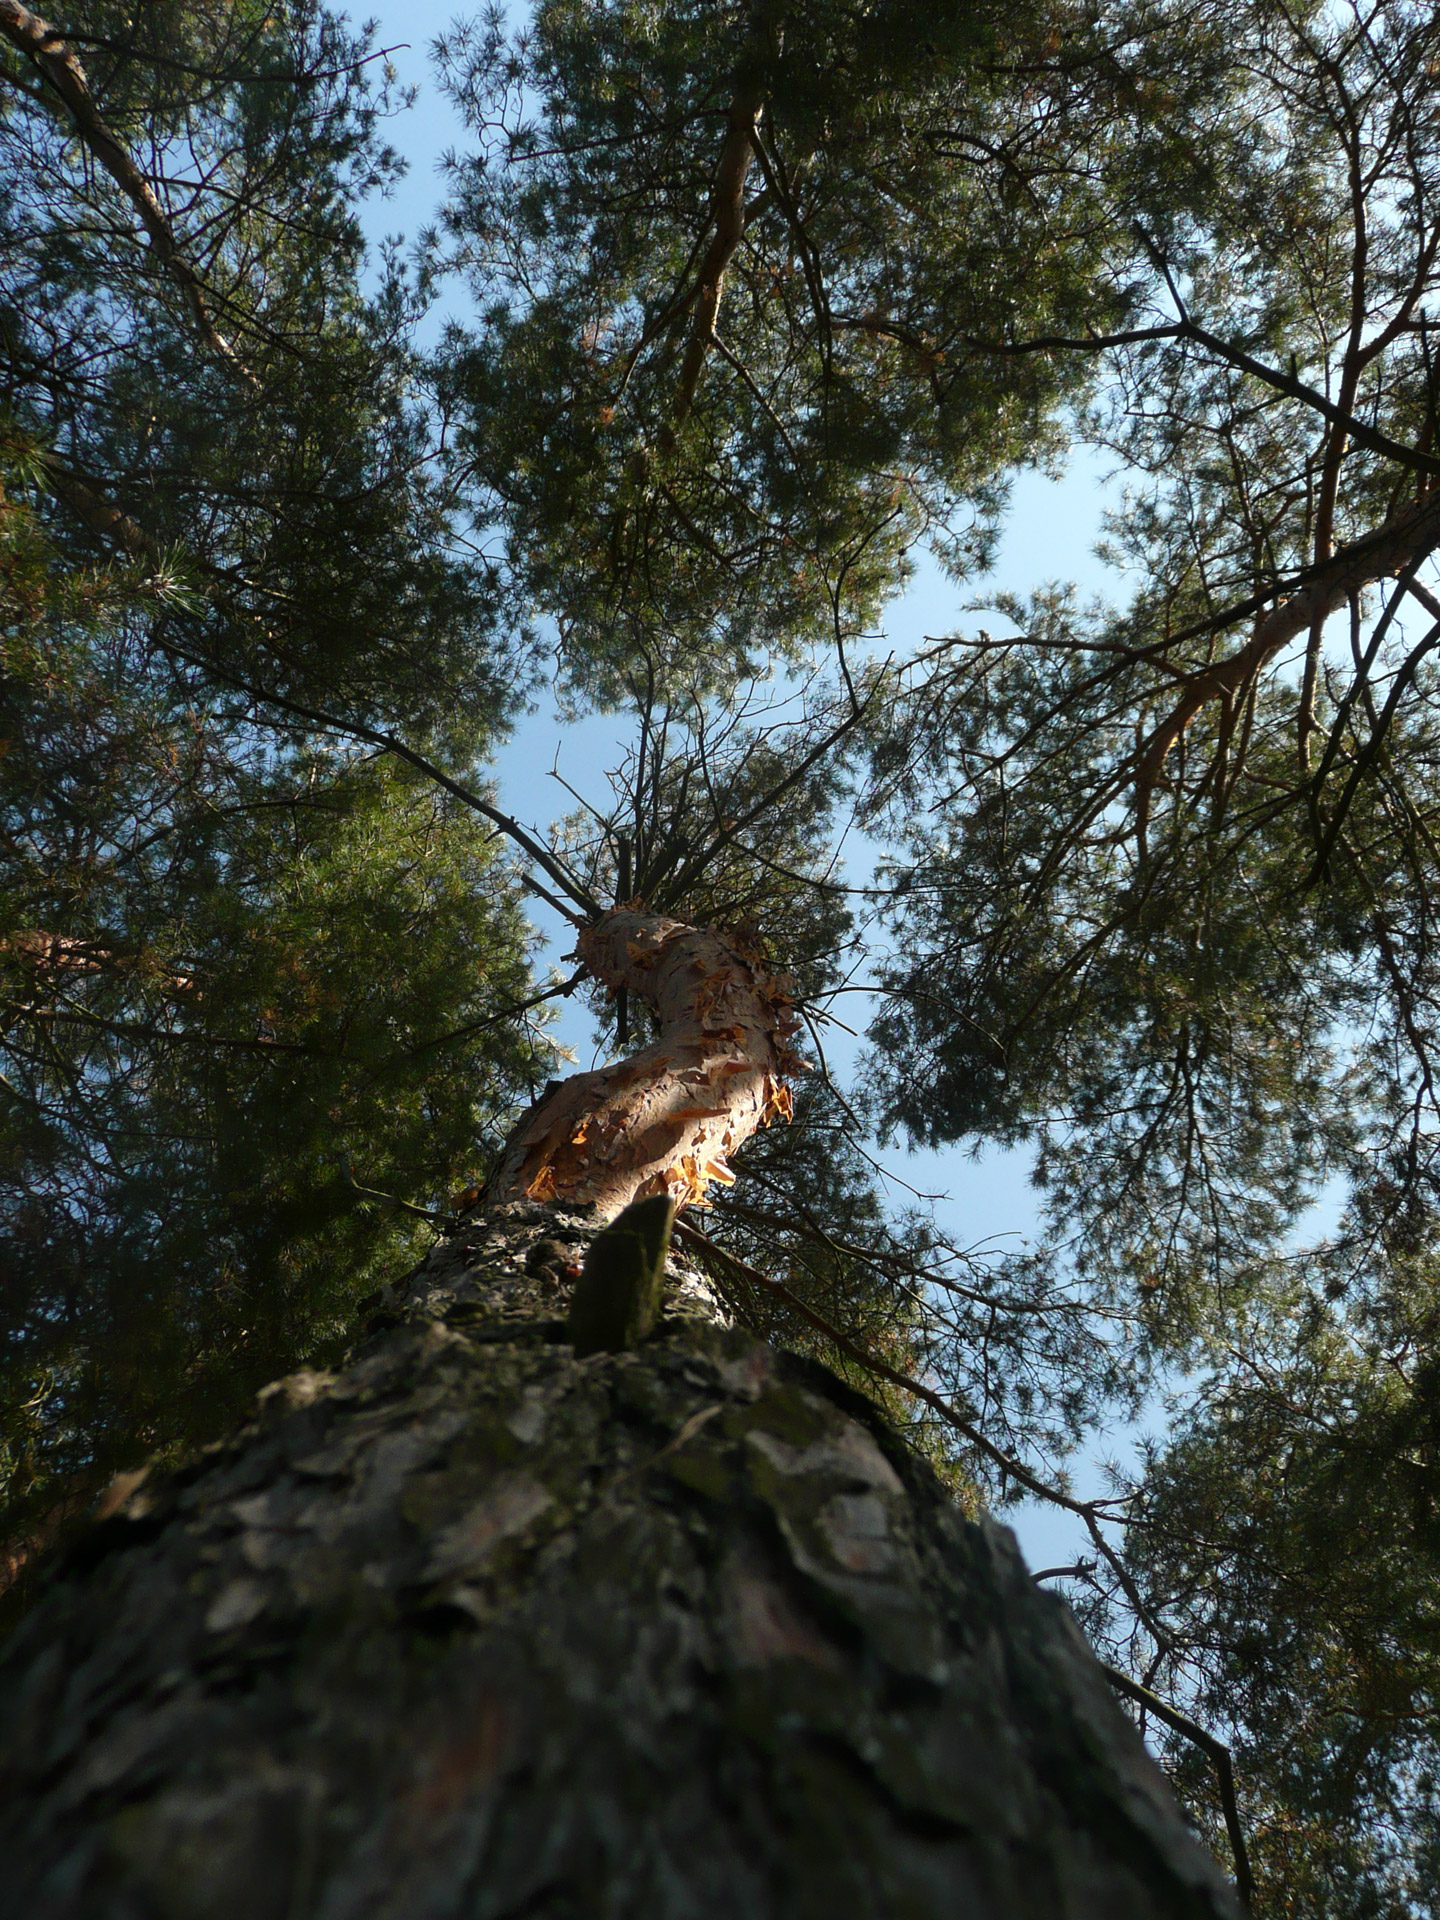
[878,312,1440,480]
[665,9,780,436]
[41,455,161,559]
[151,635,602,921]
[1100,1663,1254,1912]
[3,997,326,1056]
[0,0,254,381]
[1136,487,1440,795]
[35,448,604,917]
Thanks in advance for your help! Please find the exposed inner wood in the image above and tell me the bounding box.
[484,908,805,1220]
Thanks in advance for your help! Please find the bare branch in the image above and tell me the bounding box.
[1100,1663,1254,1912]
[1137,487,1440,795]
[873,312,1440,480]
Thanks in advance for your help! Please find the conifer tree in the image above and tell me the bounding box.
[0,1,548,1558]
[8,0,1440,1909]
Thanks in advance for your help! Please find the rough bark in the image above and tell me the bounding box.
[0,1201,1241,1919]
[663,3,783,440]
[669,85,763,435]
[485,910,804,1219]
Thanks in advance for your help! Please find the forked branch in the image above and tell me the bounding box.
[1136,487,1440,801]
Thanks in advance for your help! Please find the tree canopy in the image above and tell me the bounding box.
[6,0,1440,1910]
[0,0,549,1565]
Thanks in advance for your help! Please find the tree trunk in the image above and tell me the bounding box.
[484,910,803,1218]
[0,911,1242,1915]
[0,1196,1239,1918]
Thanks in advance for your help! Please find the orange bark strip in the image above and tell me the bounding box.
[485,910,805,1221]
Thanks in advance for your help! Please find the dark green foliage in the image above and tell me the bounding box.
[430,0,1214,700]
[865,601,1357,1331]
[10,0,1440,1904]
[1,0,515,742]
[0,7,550,1552]
[844,9,1440,1892]
[1107,1250,1440,1918]
[0,682,549,1550]
[864,0,1440,1311]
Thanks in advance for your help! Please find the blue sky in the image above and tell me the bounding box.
[353,2,1142,1568]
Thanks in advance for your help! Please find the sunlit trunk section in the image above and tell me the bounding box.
[485,910,804,1219]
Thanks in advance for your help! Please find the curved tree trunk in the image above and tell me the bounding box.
[485,910,803,1218]
[0,914,1243,1917]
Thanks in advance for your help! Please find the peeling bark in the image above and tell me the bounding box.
[0,1203,1243,1919]
[486,909,805,1220]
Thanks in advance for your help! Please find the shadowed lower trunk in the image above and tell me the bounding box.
[0,912,1243,1915]
[0,1200,1240,1918]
